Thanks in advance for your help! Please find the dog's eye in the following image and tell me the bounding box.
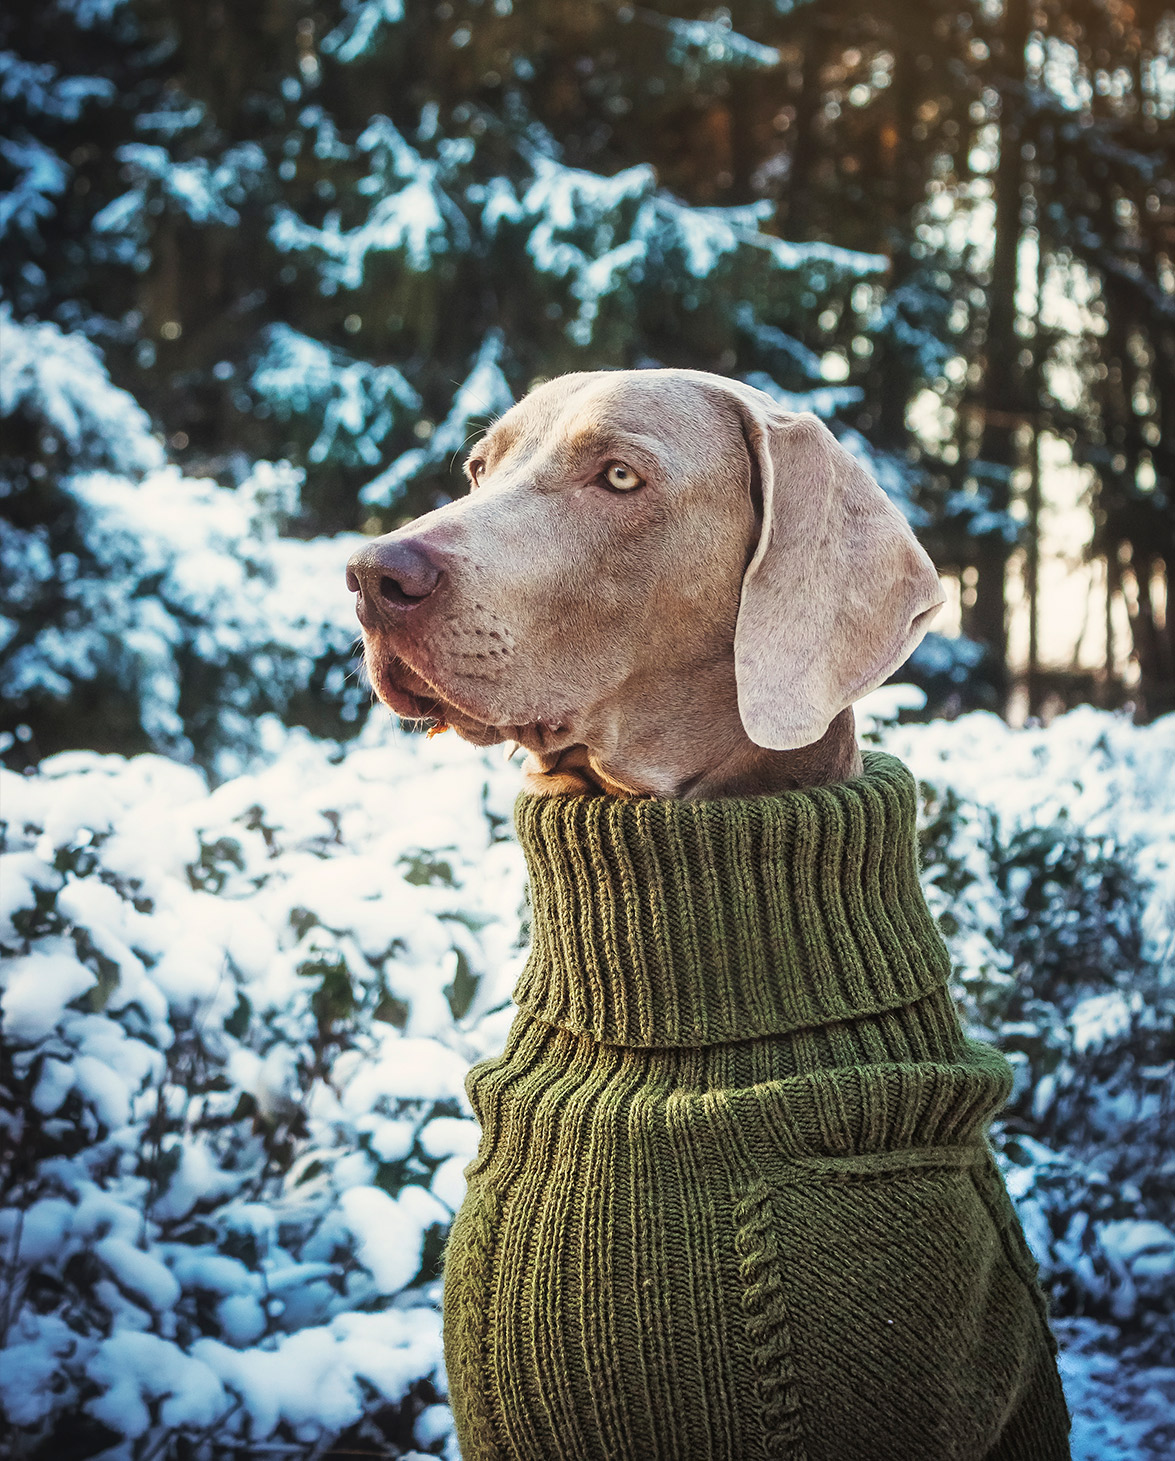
[467,459,486,487]
[603,461,643,492]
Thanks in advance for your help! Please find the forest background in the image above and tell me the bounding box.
[1,2,1173,1460]
[3,0,1175,755]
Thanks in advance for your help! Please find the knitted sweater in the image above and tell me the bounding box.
[442,753,1071,1461]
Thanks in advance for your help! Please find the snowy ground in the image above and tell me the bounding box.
[1,701,1173,1458]
[1057,1319,1175,1460]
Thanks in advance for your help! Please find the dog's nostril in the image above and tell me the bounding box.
[379,574,428,607]
[345,567,361,593]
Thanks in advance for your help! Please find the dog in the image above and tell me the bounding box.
[347,370,1071,1461]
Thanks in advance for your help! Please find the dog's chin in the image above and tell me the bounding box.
[367,652,508,748]
[366,648,583,756]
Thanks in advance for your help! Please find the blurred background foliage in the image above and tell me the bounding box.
[1,0,1173,757]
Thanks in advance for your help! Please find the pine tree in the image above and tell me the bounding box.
[727,0,1175,717]
[8,1,1170,753]
[2,0,892,763]
[1022,0,1175,719]
[15,0,887,531]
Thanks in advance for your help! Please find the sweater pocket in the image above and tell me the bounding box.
[728,1147,1060,1461]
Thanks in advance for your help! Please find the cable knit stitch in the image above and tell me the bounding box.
[442,752,1071,1460]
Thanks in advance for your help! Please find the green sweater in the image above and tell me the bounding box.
[442,753,1071,1461]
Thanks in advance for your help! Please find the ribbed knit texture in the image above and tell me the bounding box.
[443,753,1071,1461]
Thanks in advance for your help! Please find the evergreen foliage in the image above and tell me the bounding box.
[0,311,366,772]
[3,0,884,530]
[4,0,1172,739]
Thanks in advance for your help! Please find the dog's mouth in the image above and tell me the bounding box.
[372,654,448,723]
[366,650,510,748]
[365,645,575,756]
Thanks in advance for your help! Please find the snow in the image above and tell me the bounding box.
[87,1330,227,1438]
[1058,1318,1175,1461]
[742,368,865,420]
[837,424,931,523]
[360,330,514,505]
[96,142,267,235]
[6,1196,73,1265]
[340,1184,441,1294]
[0,712,530,1451]
[1,315,372,769]
[881,705,1175,956]
[0,1313,86,1427]
[1,331,368,767]
[31,1055,74,1113]
[1070,990,1134,1052]
[854,683,929,735]
[665,16,781,69]
[254,108,886,491]
[430,1154,471,1213]
[270,116,462,285]
[322,0,407,64]
[418,1115,481,1160]
[498,154,886,354]
[0,304,163,474]
[70,1049,134,1127]
[0,49,116,121]
[735,305,826,378]
[252,323,421,467]
[57,0,131,26]
[1099,1221,1175,1267]
[95,1235,182,1311]
[0,137,69,242]
[192,1306,443,1442]
[2,701,1172,1455]
[341,1036,473,1108]
[0,948,97,1041]
[151,1138,239,1221]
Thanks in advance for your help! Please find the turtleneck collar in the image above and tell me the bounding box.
[511,751,952,1049]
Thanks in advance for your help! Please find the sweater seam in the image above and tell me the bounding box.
[966,1160,1060,1356]
[731,1174,810,1460]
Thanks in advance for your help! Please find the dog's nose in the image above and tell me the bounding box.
[346,538,441,611]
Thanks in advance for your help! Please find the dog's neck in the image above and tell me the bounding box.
[522,706,863,800]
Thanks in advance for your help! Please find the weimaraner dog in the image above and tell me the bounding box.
[345,368,944,796]
[344,370,1071,1461]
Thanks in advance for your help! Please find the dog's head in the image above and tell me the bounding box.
[347,369,942,792]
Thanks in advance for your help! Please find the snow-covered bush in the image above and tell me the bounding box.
[1,309,368,773]
[2,703,1173,1458]
[882,707,1175,1357]
[1,719,527,1458]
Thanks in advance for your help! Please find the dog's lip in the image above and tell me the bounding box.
[380,679,444,722]
[372,651,574,754]
[377,654,457,722]
[372,652,506,744]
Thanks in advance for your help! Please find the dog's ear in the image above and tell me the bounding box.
[723,385,944,750]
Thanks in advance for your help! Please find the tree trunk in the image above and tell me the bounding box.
[973,0,1031,707]
[1104,550,1118,707]
[780,21,826,238]
[873,40,919,454]
[1025,427,1042,718]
